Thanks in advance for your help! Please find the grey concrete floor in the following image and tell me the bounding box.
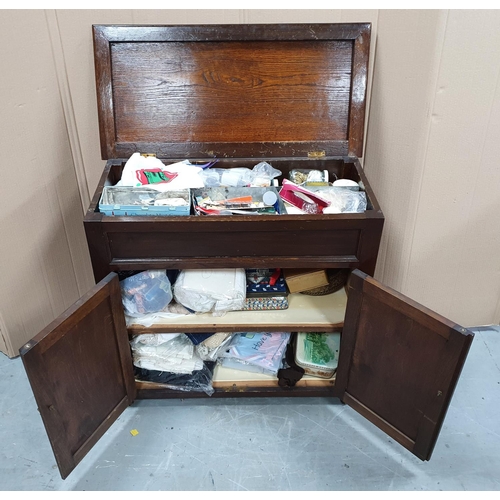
[1,326,499,491]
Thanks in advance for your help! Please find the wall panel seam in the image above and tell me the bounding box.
[44,9,90,213]
[402,9,449,293]
[0,312,14,358]
[44,9,91,297]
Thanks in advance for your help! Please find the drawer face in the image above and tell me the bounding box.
[84,214,383,281]
[107,227,361,259]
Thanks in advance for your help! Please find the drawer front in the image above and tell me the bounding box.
[108,228,361,258]
[85,216,383,281]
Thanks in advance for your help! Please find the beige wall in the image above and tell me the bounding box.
[0,10,95,358]
[365,9,500,326]
[0,9,498,357]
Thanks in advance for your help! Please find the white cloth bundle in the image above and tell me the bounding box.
[130,334,203,374]
[173,269,246,316]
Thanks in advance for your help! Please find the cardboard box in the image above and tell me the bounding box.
[283,269,329,293]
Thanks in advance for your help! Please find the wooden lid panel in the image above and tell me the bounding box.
[93,23,370,159]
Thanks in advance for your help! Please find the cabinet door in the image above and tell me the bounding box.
[335,270,473,461]
[20,273,136,479]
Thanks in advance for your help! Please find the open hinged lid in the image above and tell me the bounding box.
[93,23,370,160]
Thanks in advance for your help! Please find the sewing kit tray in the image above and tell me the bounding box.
[99,186,191,216]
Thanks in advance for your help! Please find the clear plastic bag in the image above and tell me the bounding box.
[316,187,367,214]
[198,162,281,188]
[219,332,291,376]
[131,333,180,346]
[196,333,234,361]
[130,334,198,374]
[120,270,173,317]
[251,162,282,186]
[289,169,330,186]
[133,361,216,396]
[199,168,253,188]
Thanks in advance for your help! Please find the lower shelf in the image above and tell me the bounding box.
[212,365,335,388]
[134,365,337,399]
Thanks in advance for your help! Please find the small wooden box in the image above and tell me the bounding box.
[283,268,329,293]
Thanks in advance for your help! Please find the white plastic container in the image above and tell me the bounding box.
[294,332,340,379]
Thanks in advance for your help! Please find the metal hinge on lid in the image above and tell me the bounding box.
[307,150,326,159]
[140,153,156,158]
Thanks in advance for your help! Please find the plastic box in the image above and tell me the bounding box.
[294,332,340,379]
[99,186,190,216]
[192,186,286,215]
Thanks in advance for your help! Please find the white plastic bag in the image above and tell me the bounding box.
[173,269,246,316]
[130,334,201,373]
[320,188,367,214]
[118,153,205,191]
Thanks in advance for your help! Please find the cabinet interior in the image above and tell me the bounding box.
[90,157,373,398]
[126,271,349,398]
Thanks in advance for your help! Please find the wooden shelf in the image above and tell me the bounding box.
[134,366,336,399]
[212,365,336,389]
[127,287,348,334]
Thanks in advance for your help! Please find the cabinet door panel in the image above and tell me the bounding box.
[336,270,473,460]
[20,273,135,479]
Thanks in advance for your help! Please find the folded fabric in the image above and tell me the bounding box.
[132,333,180,346]
[130,334,202,374]
[136,168,178,185]
[196,332,233,361]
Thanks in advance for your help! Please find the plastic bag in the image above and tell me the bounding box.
[131,334,216,395]
[289,169,330,186]
[130,334,199,374]
[219,332,291,376]
[199,168,253,187]
[173,269,246,316]
[118,153,205,191]
[131,333,180,346]
[198,162,281,188]
[196,333,234,361]
[120,270,173,317]
[250,162,282,186]
[315,187,367,214]
[133,361,216,396]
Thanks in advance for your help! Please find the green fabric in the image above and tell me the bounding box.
[143,170,171,184]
